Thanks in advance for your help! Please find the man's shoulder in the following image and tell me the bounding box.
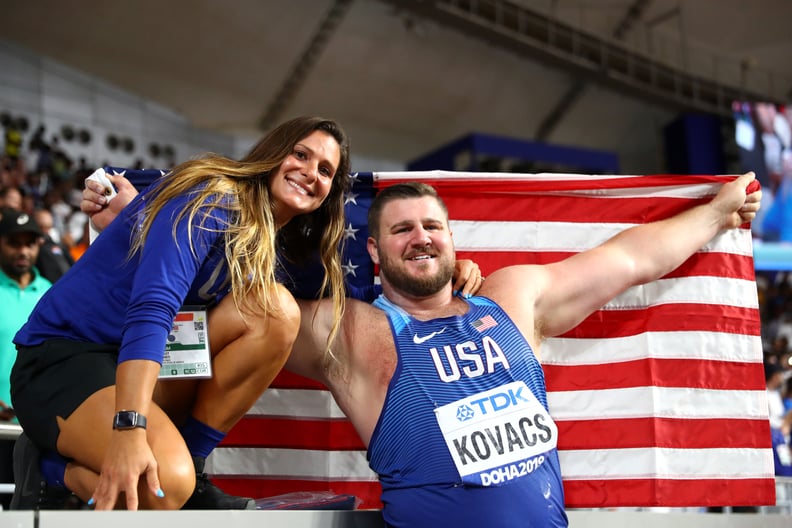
[341,298,392,351]
[345,297,389,327]
[480,265,544,304]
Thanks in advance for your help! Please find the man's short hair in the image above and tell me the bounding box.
[367,182,448,239]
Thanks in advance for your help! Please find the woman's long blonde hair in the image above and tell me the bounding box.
[130,116,351,348]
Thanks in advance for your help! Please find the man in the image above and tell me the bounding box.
[32,208,74,283]
[82,171,760,525]
[0,209,52,410]
[0,209,51,508]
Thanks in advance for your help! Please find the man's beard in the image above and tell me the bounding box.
[378,251,455,297]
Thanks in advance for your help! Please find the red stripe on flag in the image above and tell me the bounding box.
[562,477,775,508]
[445,195,709,224]
[544,358,766,392]
[222,417,365,450]
[563,304,761,338]
[663,252,755,281]
[210,477,383,510]
[271,370,329,390]
[556,417,771,450]
[376,174,736,193]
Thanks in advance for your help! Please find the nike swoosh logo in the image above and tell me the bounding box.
[413,327,446,345]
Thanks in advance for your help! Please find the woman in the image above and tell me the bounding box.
[10,116,352,510]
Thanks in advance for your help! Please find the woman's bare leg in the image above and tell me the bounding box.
[56,386,195,510]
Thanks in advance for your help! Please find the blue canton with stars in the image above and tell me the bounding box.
[339,172,375,288]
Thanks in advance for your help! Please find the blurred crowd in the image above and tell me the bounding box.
[758,270,792,468]
[2,123,100,274]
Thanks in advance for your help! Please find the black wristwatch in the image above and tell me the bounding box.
[112,410,147,430]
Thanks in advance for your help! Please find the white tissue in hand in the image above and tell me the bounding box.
[86,168,117,202]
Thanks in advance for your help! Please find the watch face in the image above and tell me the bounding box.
[115,411,137,428]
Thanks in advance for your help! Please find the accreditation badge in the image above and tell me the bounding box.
[434,380,558,486]
[158,305,212,379]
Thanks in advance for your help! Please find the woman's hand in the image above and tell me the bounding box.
[453,259,484,298]
[90,429,162,510]
[90,360,164,509]
[82,172,138,232]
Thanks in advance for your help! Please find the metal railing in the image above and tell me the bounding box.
[387,0,791,117]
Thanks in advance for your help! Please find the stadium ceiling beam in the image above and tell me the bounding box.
[258,0,355,131]
[379,0,780,119]
[534,0,653,143]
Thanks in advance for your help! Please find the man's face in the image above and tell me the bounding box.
[369,196,455,297]
[0,233,40,280]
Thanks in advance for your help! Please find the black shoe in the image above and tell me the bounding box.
[9,433,84,510]
[182,456,255,510]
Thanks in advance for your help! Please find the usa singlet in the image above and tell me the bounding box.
[369,295,568,528]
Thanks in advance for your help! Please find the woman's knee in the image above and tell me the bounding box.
[147,454,195,509]
[271,284,300,338]
[240,284,299,343]
[209,285,300,354]
[143,422,195,510]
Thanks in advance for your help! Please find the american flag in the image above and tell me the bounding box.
[471,315,498,333]
[209,171,774,509]
[113,168,774,509]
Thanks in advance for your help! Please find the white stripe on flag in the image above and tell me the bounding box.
[249,388,346,419]
[451,220,754,256]
[548,386,768,421]
[543,332,762,365]
[207,447,377,480]
[604,276,759,310]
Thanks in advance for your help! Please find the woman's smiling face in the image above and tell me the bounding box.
[269,129,341,227]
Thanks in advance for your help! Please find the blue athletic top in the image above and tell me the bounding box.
[369,295,568,528]
[15,188,232,364]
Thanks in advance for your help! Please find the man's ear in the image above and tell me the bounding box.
[367,236,380,264]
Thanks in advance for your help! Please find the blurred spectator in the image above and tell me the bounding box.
[67,212,91,261]
[0,209,51,408]
[3,124,22,161]
[768,335,791,365]
[42,185,72,241]
[766,362,792,477]
[27,125,50,173]
[767,363,792,431]
[783,376,792,414]
[49,137,72,182]
[0,186,22,211]
[21,170,51,211]
[33,208,73,283]
[0,208,52,507]
[63,189,89,259]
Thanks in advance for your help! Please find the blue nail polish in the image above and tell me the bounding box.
[88,498,95,506]
[464,293,471,299]
[453,290,459,297]
[156,488,165,498]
